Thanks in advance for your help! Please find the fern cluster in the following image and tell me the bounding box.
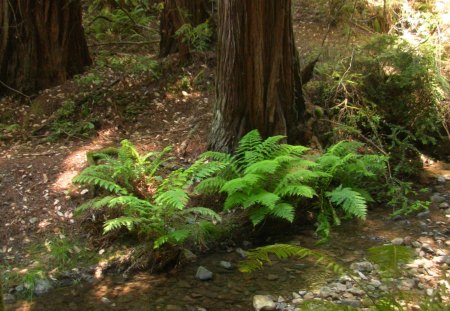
[195,130,321,226]
[311,140,387,241]
[195,131,387,240]
[73,140,220,249]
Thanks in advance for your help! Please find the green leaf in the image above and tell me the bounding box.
[326,186,367,219]
[155,188,189,210]
[275,184,316,198]
[244,160,280,175]
[243,190,280,209]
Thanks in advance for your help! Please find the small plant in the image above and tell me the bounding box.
[74,140,221,249]
[175,21,213,52]
[387,180,430,217]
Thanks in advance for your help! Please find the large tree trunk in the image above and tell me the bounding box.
[208,0,306,152]
[159,0,211,60]
[0,0,91,96]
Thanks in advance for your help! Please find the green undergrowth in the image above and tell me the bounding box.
[73,130,391,255]
[1,234,99,298]
[309,34,448,177]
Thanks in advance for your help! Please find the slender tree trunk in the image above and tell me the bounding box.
[209,0,306,152]
[0,0,91,95]
[159,0,211,60]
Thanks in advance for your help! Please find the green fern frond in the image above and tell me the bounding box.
[244,160,280,175]
[200,151,233,163]
[75,196,117,215]
[195,176,227,195]
[239,244,345,275]
[326,186,367,219]
[255,135,286,158]
[235,130,262,156]
[154,229,191,249]
[103,216,143,233]
[182,207,221,222]
[270,203,295,223]
[194,161,229,179]
[118,139,140,162]
[243,190,280,209]
[107,196,154,210]
[275,144,310,157]
[326,140,363,157]
[224,192,248,210]
[249,206,271,225]
[221,174,261,195]
[275,184,316,198]
[73,174,128,195]
[155,188,189,210]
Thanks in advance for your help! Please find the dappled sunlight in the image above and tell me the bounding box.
[51,127,119,192]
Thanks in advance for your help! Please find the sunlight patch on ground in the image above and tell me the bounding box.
[51,128,118,191]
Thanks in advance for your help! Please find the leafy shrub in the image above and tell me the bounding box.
[175,21,213,52]
[195,130,387,240]
[73,140,220,249]
[313,34,448,176]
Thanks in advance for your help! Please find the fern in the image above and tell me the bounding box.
[326,186,367,219]
[74,140,220,250]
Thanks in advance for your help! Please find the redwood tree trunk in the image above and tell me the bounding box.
[0,0,91,95]
[159,0,211,60]
[209,0,305,152]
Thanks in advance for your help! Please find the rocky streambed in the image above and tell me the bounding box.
[4,174,450,311]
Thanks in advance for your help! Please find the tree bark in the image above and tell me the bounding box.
[159,0,211,60]
[0,0,91,95]
[209,0,306,152]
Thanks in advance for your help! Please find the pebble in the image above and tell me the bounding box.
[391,237,404,245]
[3,293,15,304]
[235,248,247,258]
[398,279,415,290]
[253,295,276,311]
[29,217,38,224]
[219,261,233,270]
[195,266,213,281]
[431,193,445,203]
[417,210,430,218]
[350,261,373,273]
[101,297,111,304]
[33,279,52,296]
[303,292,315,300]
[340,299,361,308]
[439,202,449,209]
[319,286,334,298]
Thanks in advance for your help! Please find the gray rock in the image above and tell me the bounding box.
[426,288,434,296]
[437,176,446,183]
[253,295,276,311]
[370,279,382,288]
[303,292,315,300]
[3,293,15,304]
[29,217,38,224]
[183,249,197,262]
[350,261,374,273]
[196,266,213,281]
[340,300,361,308]
[292,292,301,299]
[101,297,111,304]
[431,193,445,203]
[421,244,435,255]
[391,238,404,245]
[417,210,430,218]
[319,286,334,298]
[33,279,52,296]
[347,287,365,296]
[219,261,233,270]
[236,248,247,258]
[335,283,347,292]
[292,298,303,304]
[439,202,449,209]
[267,274,279,281]
[398,279,415,290]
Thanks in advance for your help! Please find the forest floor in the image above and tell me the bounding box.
[1,1,449,310]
